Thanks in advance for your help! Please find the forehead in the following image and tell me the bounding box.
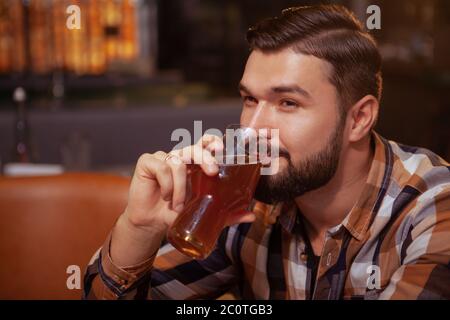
[241,48,333,93]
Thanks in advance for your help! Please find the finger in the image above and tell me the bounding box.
[193,145,219,175]
[165,155,187,213]
[137,153,174,201]
[153,150,169,161]
[205,135,224,156]
[153,151,187,211]
[198,134,223,149]
[177,145,219,176]
[205,140,224,157]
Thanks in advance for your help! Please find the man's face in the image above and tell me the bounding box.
[239,48,346,203]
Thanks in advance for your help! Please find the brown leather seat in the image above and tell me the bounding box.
[0,173,130,299]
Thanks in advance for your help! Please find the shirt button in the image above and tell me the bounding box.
[300,252,308,262]
[326,253,332,266]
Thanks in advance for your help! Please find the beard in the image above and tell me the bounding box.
[254,116,345,204]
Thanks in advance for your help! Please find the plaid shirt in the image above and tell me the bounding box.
[83,131,450,300]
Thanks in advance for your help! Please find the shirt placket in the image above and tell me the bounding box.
[312,231,342,300]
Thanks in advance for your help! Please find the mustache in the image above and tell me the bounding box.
[263,140,290,161]
[278,148,291,161]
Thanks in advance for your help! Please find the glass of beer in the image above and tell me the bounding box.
[166,125,263,259]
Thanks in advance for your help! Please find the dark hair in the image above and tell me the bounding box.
[246,4,382,113]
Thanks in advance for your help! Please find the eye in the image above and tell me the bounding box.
[242,96,258,107]
[279,99,299,109]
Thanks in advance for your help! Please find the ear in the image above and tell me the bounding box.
[347,95,379,142]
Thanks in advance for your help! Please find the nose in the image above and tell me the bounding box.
[241,101,276,133]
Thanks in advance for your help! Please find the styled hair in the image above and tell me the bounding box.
[246,4,382,112]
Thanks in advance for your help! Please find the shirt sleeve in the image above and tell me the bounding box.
[379,187,450,300]
[83,227,238,300]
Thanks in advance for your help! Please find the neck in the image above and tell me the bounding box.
[295,135,374,239]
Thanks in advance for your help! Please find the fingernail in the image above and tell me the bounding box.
[175,204,184,213]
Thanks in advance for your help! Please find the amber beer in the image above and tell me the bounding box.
[167,156,261,259]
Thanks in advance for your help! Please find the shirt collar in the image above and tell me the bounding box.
[342,131,392,241]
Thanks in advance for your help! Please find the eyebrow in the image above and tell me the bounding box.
[271,85,311,99]
[238,82,311,99]
[238,83,252,95]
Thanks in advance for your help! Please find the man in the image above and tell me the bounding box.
[84,5,450,300]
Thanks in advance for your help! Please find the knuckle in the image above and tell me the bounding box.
[153,151,166,158]
[202,133,214,141]
[137,153,153,166]
[138,152,151,162]
[210,134,221,143]
[166,154,183,166]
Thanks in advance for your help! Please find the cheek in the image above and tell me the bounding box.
[278,120,304,156]
[279,113,335,160]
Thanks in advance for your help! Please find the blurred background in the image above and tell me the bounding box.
[0,0,449,175]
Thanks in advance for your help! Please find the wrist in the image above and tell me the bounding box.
[110,214,165,266]
[121,209,167,241]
